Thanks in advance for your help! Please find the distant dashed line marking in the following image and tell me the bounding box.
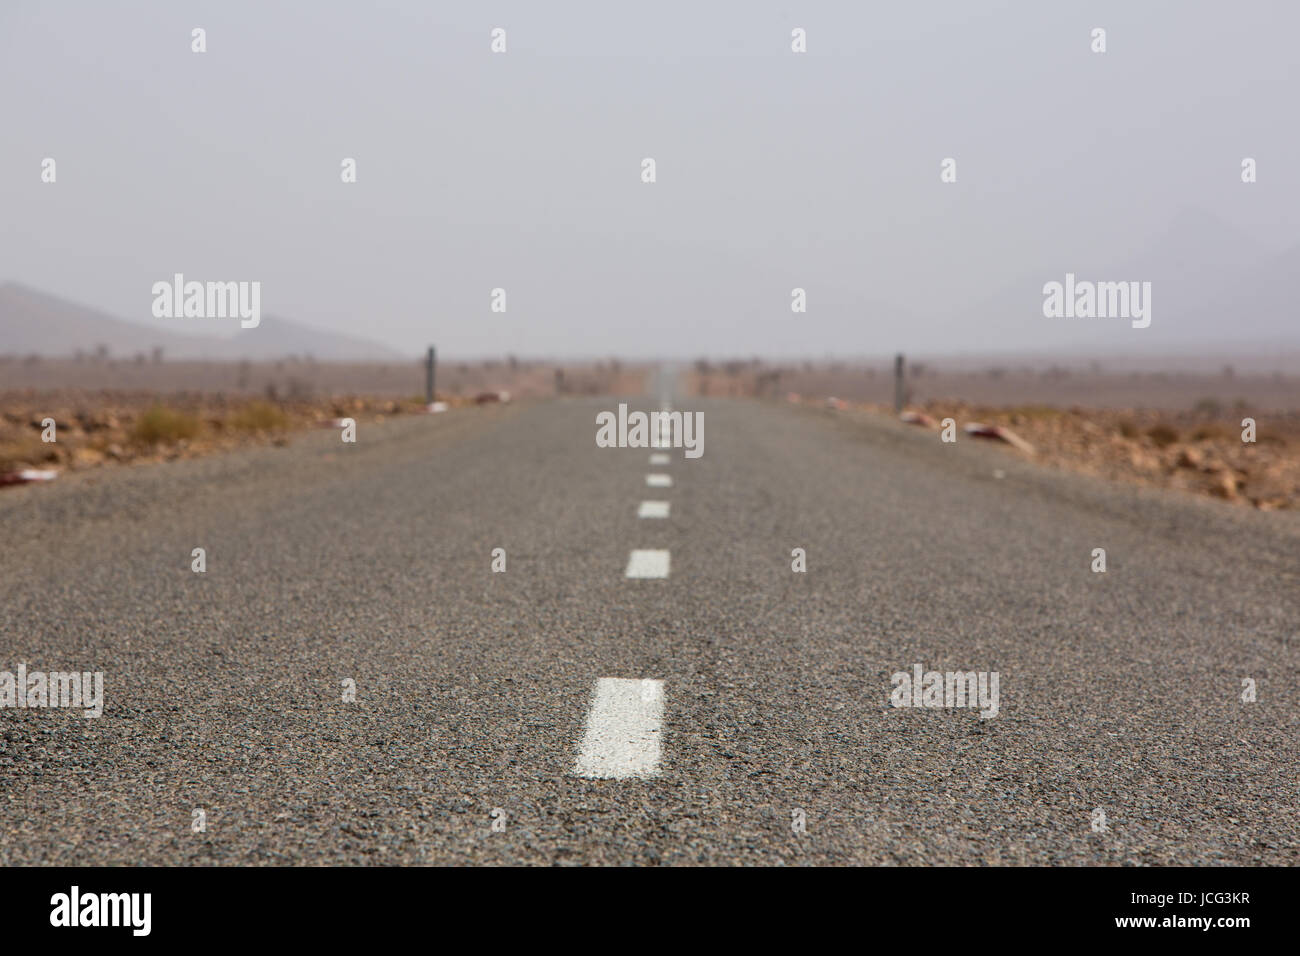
[625,549,670,578]
[649,453,671,466]
[638,501,670,519]
[646,474,672,488]
[573,678,664,779]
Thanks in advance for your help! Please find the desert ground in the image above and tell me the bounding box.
[688,358,1300,411]
[676,360,1300,511]
[0,354,644,398]
[0,359,646,478]
[3,357,1297,509]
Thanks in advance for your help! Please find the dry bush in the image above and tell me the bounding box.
[229,400,289,433]
[1191,423,1231,442]
[132,405,201,446]
[1011,404,1063,421]
[0,436,55,471]
[1147,423,1180,448]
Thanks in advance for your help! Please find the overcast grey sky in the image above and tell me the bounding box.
[2,0,1297,358]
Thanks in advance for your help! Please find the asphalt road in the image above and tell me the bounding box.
[1,389,1297,865]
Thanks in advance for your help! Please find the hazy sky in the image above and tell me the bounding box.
[2,1,1297,358]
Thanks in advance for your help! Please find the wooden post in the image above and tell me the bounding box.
[894,353,905,413]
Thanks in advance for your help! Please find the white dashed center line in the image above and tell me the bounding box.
[625,549,670,578]
[574,678,665,779]
[637,500,670,519]
[645,474,672,488]
[649,452,671,466]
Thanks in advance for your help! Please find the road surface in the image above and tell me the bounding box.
[1,390,1296,865]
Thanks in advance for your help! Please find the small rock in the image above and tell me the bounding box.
[1127,448,1158,472]
[1208,472,1237,499]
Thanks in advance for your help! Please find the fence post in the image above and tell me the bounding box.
[893,353,905,413]
[425,346,436,404]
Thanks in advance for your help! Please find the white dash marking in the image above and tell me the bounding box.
[625,549,670,578]
[649,452,671,466]
[638,500,670,519]
[574,678,664,779]
[646,473,672,488]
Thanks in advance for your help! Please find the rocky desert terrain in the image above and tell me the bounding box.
[802,396,1300,511]
[0,359,646,482]
[683,359,1299,511]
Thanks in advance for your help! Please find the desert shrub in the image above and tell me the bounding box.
[1147,423,1180,448]
[1118,419,1140,439]
[132,405,200,445]
[229,400,289,433]
[0,437,54,470]
[1012,404,1063,420]
[1191,423,1230,442]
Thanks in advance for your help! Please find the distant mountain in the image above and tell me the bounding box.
[0,282,407,361]
[1176,238,1300,343]
[215,312,409,362]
